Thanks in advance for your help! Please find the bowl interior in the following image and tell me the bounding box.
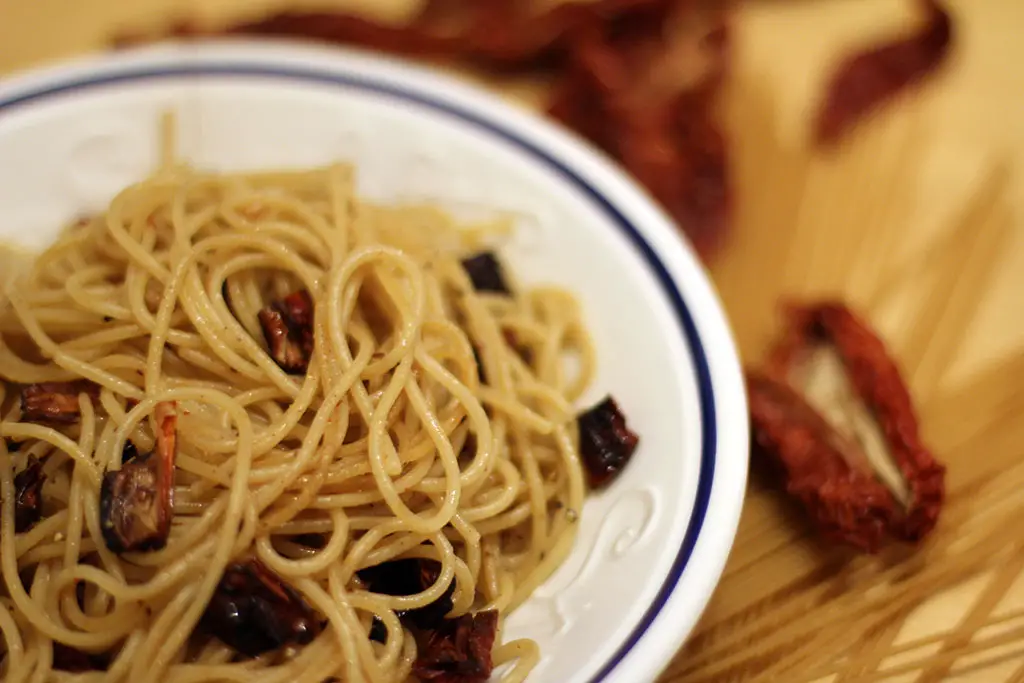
[0,44,739,683]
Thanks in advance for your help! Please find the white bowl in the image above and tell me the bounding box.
[0,42,748,683]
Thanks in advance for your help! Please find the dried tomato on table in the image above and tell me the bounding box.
[747,372,895,552]
[258,289,315,375]
[549,0,732,257]
[413,610,500,683]
[20,381,99,424]
[748,301,945,552]
[200,559,319,658]
[12,456,45,533]
[99,402,178,552]
[115,0,672,69]
[814,0,953,145]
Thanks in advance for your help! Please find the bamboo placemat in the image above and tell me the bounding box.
[1,1,1022,681]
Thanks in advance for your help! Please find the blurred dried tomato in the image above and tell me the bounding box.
[815,0,953,145]
[748,302,945,552]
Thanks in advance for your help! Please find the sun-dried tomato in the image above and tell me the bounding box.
[413,610,500,683]
[461,252,511,295]
[20,381,99,424]
[749,301,945,551]
[258,289,315,375]
[578,396,640,489]
[768,302,945,541]
[114,1,657,68]
[112,0,734,261]
[357,558,455,631]
[747,371,896,552]
[13,456,45,533]
[549,2,732,257]
[200,559,319,658]
[814,0,953,145]
[99,402,177,553]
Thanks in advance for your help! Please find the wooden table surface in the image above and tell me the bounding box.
[2,1,1023,681]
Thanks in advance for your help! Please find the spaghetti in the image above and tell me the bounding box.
[0,142,637,682]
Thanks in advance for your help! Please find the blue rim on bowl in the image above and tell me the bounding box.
[0,42,749,682]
